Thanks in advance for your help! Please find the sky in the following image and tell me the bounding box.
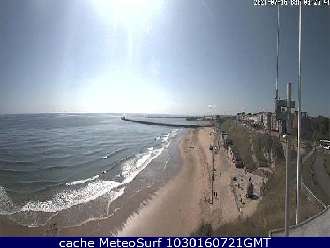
[0,0,329,116]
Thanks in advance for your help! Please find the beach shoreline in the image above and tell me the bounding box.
[118,128,204,236]
[118,127,264,236]
[0,129,185,236]
[0,126,262,236]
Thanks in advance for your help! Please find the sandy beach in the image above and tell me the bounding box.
[118,127,263,236]
[118,129,203,236]
[0,127,263,236]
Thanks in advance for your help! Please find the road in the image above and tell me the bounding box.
[282,207,330,236]
[271,148,330,236]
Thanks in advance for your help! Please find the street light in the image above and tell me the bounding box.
[296,3,303,225]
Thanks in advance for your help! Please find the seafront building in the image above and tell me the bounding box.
[236,110,309,135]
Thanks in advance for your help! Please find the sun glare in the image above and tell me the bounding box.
[91,0,164,30]
[90,0,165,67]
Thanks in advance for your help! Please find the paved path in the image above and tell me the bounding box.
[272,207,330,236]
[312,152,330,200]
[271,149,330,236]
[289,207,330,236]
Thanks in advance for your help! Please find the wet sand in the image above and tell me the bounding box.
[0,127,262,236]
[118,127,264,236]
[0,132,183,236]
[118,129,203,236]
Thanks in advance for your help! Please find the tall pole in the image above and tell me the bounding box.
[275,5,280,102]
[285,82,292,237]
[275,6,280,137]
[211,146,214,204]
[296,4,302,225]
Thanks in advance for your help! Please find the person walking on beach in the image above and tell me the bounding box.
[246,177,254,199]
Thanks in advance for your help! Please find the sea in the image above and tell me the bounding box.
[0,113,199,229]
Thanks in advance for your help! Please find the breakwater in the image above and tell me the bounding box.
[121,118,212,128]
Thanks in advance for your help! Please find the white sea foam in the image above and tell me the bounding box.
[0,128,180,223]
[21,180,122,213]
[0,186,16,215]
[121,146,165,184]
[65,175,100,186]
[161,129,179,148]
[121,129,179,184]
[162,134,170,143]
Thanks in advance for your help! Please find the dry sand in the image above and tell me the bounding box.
[0,127,262,236]
[118,129,203,236]
[118,127,263,236]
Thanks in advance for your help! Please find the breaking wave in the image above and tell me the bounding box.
[0,128,179,227]
[65,175,100,186]
[0,186,16,215]
[21,180,123,213]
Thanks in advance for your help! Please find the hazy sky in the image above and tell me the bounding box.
[0,0,329,115]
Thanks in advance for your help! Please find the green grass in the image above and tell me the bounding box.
[193,119,321,236]
[323,153,330,176]
[221,120,284,170]
[222,121,255,170]
[194,159,320,236]
[303,150,330,205]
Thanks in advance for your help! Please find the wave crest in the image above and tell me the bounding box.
[0,128,180,227]
[21,180,122,213]
[65,175,100,186]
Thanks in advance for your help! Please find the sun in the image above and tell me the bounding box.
[91,0,164,30]
[89,0,165,72]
